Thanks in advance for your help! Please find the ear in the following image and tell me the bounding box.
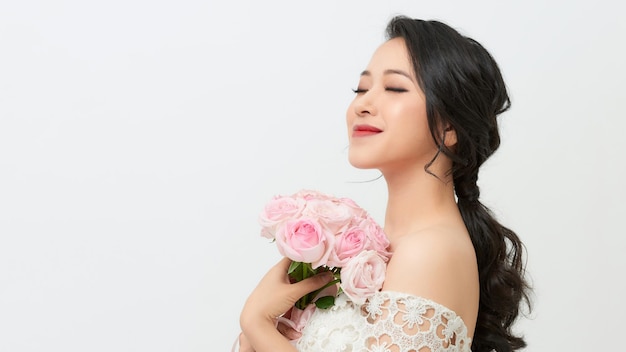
[443,125,457,147]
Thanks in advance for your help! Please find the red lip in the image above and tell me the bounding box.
[352,124,382,137]
[353,124,382,132]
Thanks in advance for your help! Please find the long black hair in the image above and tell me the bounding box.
[386,16,531,352]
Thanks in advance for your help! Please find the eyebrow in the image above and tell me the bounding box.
[360,69,413,80]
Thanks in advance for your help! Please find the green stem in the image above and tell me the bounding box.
[292,265,341,310]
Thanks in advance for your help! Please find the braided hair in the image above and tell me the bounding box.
[386,16,532,352]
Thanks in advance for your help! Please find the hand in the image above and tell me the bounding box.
[238,332,254,352]
[238,321,299,352]
[239,257,333,344]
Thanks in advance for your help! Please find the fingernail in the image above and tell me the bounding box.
[321,272,333,280]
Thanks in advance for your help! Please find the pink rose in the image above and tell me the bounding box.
[340,250,387,305]
[338,197,367,218]
[302,199,353,234]
[360,216,391,258]
[293,189,329,201]
[327,225,368,268]
[274,218,334,268]
[259,195,306,239]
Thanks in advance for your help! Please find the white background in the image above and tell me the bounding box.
[1,1,624,351]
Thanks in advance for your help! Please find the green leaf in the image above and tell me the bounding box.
[288,261,301,275]
[314,296,335,309]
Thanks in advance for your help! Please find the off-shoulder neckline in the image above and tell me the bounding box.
[365,290,472,339]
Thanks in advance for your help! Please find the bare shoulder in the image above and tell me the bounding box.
[382,224,479,331]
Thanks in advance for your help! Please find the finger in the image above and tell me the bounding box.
[292,271,333,295]
[276,322,302,340]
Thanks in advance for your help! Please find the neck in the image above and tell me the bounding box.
[382,164,457,242]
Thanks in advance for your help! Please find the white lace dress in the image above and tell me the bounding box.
[295,291,472,352]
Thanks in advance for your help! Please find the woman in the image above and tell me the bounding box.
[237,15,531,352]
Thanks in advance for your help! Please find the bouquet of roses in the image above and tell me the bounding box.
[258,189,392,318]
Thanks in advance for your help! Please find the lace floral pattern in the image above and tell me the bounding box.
[296,291,471,352]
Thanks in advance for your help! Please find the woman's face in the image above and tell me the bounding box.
[346,38,438,174]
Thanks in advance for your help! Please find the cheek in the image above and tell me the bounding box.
[388,101,433,147]
[386,100,426,131]
[399,98,425,120]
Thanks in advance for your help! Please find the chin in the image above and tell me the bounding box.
[348,154,379,170]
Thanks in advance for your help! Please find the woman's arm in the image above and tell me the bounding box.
[239,257,333,352]
[382,228,480,333]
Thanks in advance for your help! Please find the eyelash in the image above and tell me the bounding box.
[351,87,408,94]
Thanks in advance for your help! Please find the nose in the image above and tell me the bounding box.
[353,91,377,117]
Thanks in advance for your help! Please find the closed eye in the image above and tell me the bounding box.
[386,87,408,93]
[352,87,408,94]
